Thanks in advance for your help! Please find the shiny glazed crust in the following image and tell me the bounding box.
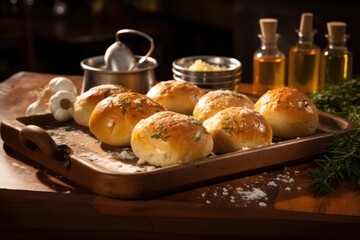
[254,87,319,138]
[89,92,165,147]
[193,90,255,122]
[146,80,206,115]
[131,111,213,167]
[73,84,130,127]
[203,107,272,154]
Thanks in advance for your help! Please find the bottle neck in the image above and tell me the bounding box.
[259,34,280,49]
[326,34,349,48]
[297,29,316,44]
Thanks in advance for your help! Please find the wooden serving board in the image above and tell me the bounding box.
[0,112,356,199]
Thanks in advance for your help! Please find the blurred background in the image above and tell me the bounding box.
[0,0,359,83]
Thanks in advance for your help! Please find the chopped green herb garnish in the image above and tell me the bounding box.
[151,126,169,142]
[222,126,233,133]
[191,118,202,125]
[118,97,132,115]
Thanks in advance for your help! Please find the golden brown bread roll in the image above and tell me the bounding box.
[203,107,272,154]
[146,80,206,115]
[89,92,165,147]
[131,111,213,167]
[73,84,130,127]
[193,90,255,122]
[254,87,319,138]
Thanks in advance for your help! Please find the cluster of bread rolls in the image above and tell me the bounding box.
[73,80,319,167]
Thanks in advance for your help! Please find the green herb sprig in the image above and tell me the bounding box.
[308,127,360,194]
[308,78,360,123]
[308,77,360,194]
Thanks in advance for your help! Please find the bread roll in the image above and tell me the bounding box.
[146,80,206,115]
[131,111,213,167]
[73,84,130,127]
[193,90,255,122]
[89,92,165,147]
[203,107,272,154]
[254,87,319,138]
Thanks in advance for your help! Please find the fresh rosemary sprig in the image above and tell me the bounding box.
[308,127,360,194]
[308,78,360,123]
[308,77,360,194]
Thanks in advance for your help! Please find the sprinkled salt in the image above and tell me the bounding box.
[259,202,267,207]
[108,149,136,160]
[267,181,277,187]
[199,168,301,207]
[237,188,267,201]
[297,100,304,108]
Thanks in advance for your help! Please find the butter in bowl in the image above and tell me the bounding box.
[172,56,242,91]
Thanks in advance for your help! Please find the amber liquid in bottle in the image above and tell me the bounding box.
[288,42,320,92]
[253,35,285,96]
[320,46,353,87]
[253,56,285,95]
[319,27,353,88]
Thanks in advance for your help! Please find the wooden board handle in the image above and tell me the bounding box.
[19,125,72,169]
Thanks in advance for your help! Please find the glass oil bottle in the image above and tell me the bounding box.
[320,22,353,88]
[288,13,320,93]
[253,18,285,96]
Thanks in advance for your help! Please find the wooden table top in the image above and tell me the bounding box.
[0,72,359,239]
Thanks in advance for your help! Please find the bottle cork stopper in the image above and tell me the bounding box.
[259,18,278,43]
[299,13,313,35]
[327,21,347,42]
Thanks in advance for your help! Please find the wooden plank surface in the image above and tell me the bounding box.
[0,72,359,239]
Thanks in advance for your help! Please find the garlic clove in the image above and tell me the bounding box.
[49,91,76,121]
[26,100,45,115]
[47,77,78,95]
[52,108,73,122]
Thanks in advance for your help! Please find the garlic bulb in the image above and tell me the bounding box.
[26,90,48,116]
[49,90,76,121]
[26,100,45,115]
[46,77,77,95]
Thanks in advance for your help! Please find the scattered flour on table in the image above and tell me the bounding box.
[237,187,267,201]
[47,127,156,173]
[78,150,155,173]
[107,148,137,160]
[200,168,302,207]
